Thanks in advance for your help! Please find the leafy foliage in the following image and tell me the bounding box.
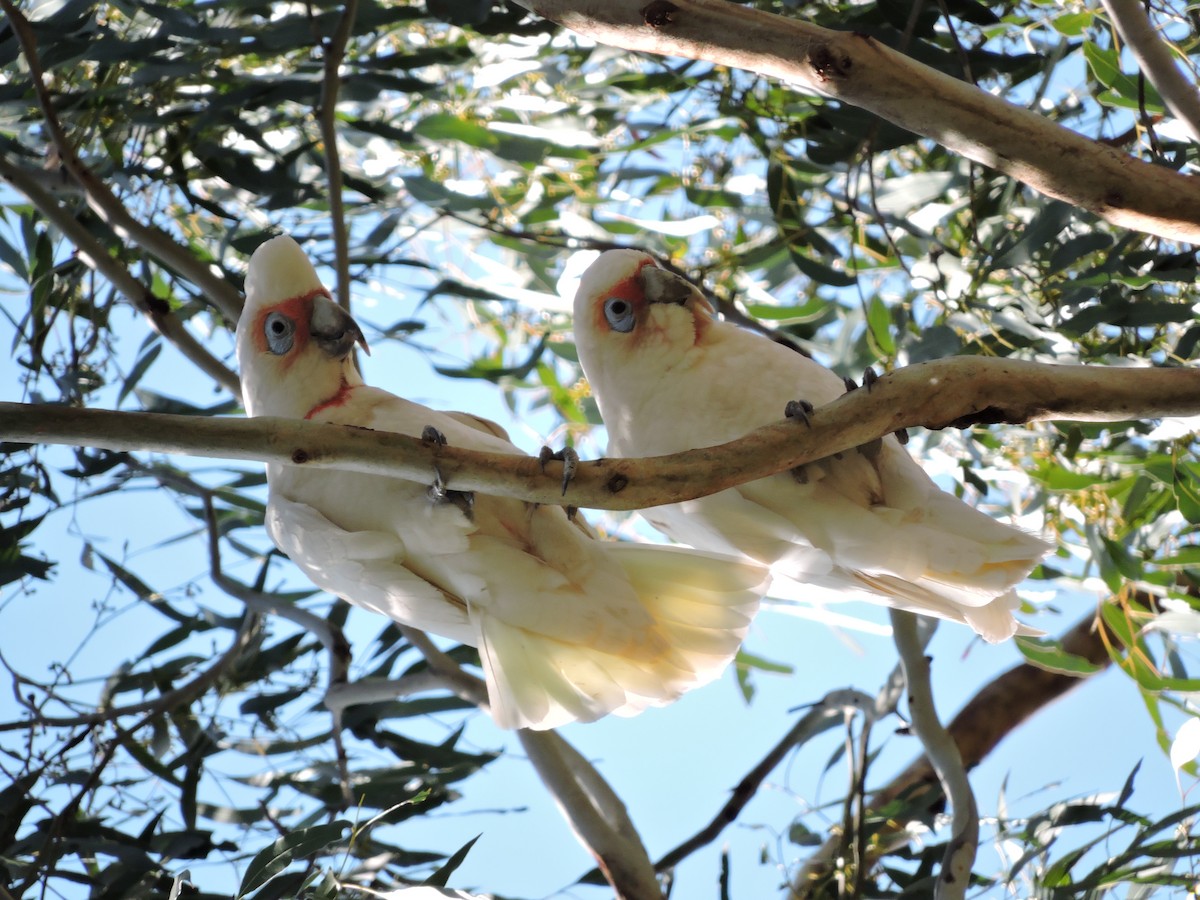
[0,0,1198,897]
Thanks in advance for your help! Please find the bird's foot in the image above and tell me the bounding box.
[790,465,809,484]
[784,399,815,428]
[427,462,474,520]
[862,366,879,391]
[421,425,447,446]
[539,445,579,497]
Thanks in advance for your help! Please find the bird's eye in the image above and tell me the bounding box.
[264,311,295,355]
[604,296,635,333]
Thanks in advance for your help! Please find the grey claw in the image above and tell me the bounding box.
[566,505,578,522]
[791,465,808,484]
[422,425,447,446]
[540,445,579,496]
[784,399,815,427]
[843,376,858,393]
[862,367,879,391]
[428,463,475,520]
[895,427,909,445]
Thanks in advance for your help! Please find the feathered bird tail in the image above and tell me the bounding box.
[474,545,767,730]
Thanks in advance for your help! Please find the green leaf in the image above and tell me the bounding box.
[1015,636,1103,676]
[866,296,895,356]
[413,113,497,149]
[423,833,481,887]
[236,821,348,898]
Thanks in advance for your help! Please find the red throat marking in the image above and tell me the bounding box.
[305,380,356,419]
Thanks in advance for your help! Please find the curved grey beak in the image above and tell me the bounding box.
[639,264,715,315]
[310,293,369,359]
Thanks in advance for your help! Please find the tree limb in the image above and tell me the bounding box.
[0,358,1195,510]
[0,156,241,395]
[519,729,663,899]
[511,0,1200,243]
[0,0,244,320]
[1099,0,1200,143]
[890,610,977,899]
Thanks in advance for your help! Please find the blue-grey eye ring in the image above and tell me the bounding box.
[604,296,635,333]
[264,311,295,355]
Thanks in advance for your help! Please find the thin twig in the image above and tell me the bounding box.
[0,156,241,394]
[0,613,259,731]
[318,0,360,310]
[1100,0,1200,143]
[0,0,243,320]
[393,624,489,709]
[889,609,977,899]
[1,358,1197,511]
[654,689,875,873]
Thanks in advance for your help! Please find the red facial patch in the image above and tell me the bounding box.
[595,258,657,334]
[251,289,330,363]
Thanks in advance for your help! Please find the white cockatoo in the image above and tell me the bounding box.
[235,236,768,731]
[571,249,1052,643]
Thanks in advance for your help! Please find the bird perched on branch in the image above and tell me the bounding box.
[571,249,1050,642]
[235,236,768,730]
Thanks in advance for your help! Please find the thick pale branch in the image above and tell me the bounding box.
[0,0,244,320]
[519,730,662,899]
[890,610,977,899]
[0,157,241,395]
[1,359,1195,510]
[513,0,1200,243]
[1100,0,1200,143]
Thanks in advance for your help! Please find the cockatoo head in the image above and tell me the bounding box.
[572,249,715,419]
[236,235,368,419]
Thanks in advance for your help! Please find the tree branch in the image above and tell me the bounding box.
[519,729,662,899]
[0,358,1195,510]
[890,610,977,899]
[0,156,241,395]
[318,0,359,311]
[1099,0,1200,143]
[512,0,1200,243]
[0,0,244,320]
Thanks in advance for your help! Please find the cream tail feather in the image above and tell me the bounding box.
[236,235,768,730]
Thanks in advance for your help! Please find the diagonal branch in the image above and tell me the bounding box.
[511,0,1200,243]
[519,729,662,899]
[0,358,1195,511]
[0,0,244,320]
[0,156,241,394]
[1100,0,1200,143]
[654,689,876,874]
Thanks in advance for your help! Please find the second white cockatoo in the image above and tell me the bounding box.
[235,236,768,731]
[572,249,1052,642]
